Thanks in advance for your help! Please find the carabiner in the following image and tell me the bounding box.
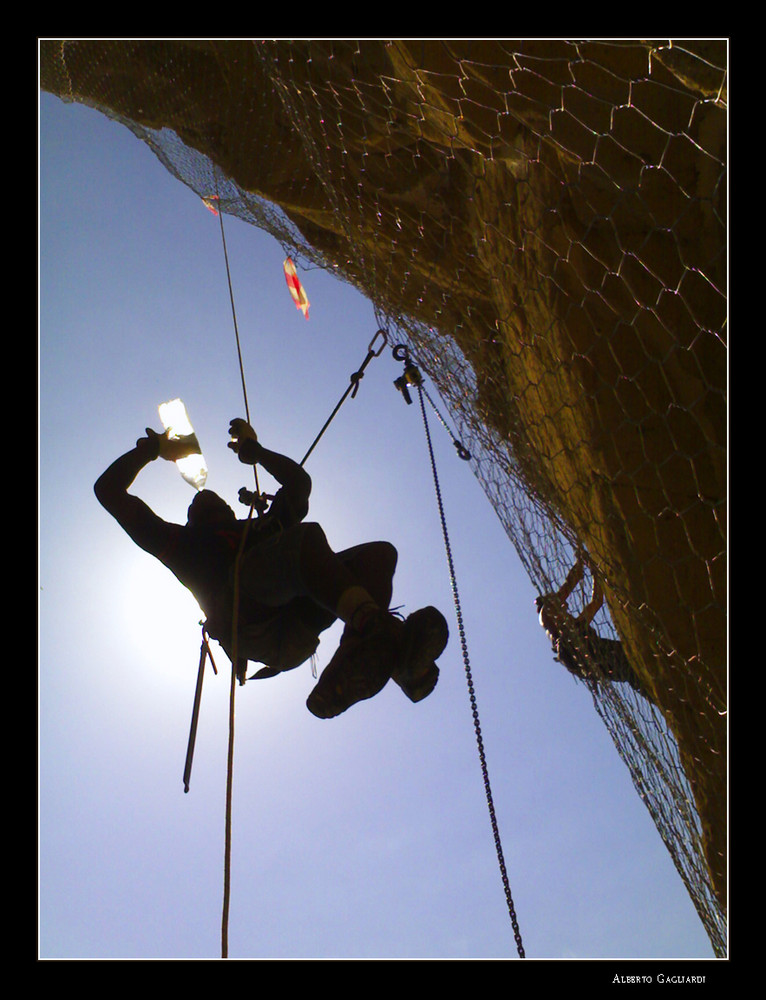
[369,328,388,357]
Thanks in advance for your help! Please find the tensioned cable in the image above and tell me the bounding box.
[216,200,254,445]
[214,191,259,960]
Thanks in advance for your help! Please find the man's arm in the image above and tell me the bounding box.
[577,574,604,627]
[556,558,584,604]
[94,432,177,554]
[228,419,312,524]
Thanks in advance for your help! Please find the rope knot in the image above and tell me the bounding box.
[349,367,366,398]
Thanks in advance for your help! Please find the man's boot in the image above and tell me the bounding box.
[392,606,448,702]
[306,610,403,719]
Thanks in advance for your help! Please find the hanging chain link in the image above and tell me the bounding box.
[415,380,525,959]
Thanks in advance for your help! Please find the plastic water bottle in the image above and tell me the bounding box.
[158,398,208,491]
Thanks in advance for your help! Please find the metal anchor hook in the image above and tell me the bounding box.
[350,328,389,398]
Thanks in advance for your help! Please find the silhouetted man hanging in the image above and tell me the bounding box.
[94,417,448,718]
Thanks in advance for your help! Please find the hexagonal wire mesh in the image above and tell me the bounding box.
[41,38,727,954]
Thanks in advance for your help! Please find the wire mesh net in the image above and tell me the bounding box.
[41,38,727,955]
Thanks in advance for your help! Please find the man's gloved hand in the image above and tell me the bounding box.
[228,418,259,463]
[137,427,200,462]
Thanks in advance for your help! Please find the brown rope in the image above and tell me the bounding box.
[214,188,260,959]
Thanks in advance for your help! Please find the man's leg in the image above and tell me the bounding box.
[294,524,405,717]
[336,540,447,705]
[335,540,397,610]
[297,523,397,629]
[298,524,447,717]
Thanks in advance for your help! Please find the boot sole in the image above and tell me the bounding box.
[394,608,448,702]
[307,641,395,719]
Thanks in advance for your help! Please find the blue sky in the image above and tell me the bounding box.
[39,88,718,963]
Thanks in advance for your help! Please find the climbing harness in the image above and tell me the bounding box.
[394,343,525,959]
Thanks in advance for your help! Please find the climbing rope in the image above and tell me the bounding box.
[212,190,260,959]
[400,347,525,958]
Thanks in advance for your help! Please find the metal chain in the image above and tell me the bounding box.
[419,384,472,461]
[416,382,526,959]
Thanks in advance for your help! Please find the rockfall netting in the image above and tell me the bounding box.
[40,38,727,955]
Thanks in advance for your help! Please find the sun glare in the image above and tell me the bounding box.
[119,555,205,686]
